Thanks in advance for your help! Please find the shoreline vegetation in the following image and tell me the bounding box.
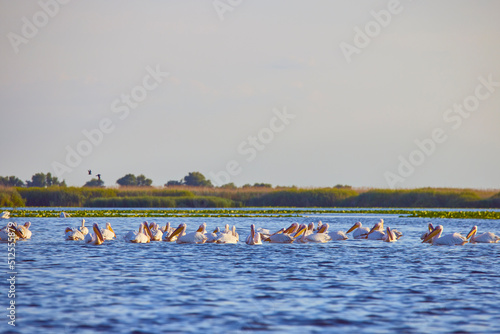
[6,208,500,220]
[1,185,499,211]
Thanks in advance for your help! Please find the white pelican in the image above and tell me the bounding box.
[422,225,468,246]
[147,222,163,241]
[420,223,434,241]
[177,223,207,244]
[206,226,221,243]
[366,220,385,240]
[328,228,348,241]
[163,223,186,242]
[466,226,500,243]
[65,227,85,241]
[101,222,116,240]
[1,211,10,219]
[257,227,271,240]
[265,225,308,243]
[17,222,32,239]
[161,222,174,235]
[60,211,70,218]
[246,224,262,245]
[314,221,323,232]
[346,222,370,239]
[124,223,151,243]
[0,223,22,242]
[216,224,238,244]
[78,219,89,235]
[303,223,331,243]
[84,223,105,245]
[296,222,315,243]
[383,227,397,242]
[283,222,299,235]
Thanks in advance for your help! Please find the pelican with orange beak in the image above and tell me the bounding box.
[101,222,116,240]
[346,222,370,239]
[84,223,105,245]
[177,223,208,244]
[466,226,500,243]
[422,225,468,246]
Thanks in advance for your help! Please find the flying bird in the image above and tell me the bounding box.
[96,174,101,180]
[88,170,92,175]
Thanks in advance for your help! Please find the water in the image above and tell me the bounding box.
[2,212,500,333]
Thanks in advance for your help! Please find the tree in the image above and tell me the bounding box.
[0,176,25,187]
[183,172,213,187]
[84,178,105,187]
[165,180,182,187]
[253,183,272,188]
[136,174,152,187]
[116,174,137,186]
[26,172,66,187]
[116,174,153,187]
[220,182,237,189]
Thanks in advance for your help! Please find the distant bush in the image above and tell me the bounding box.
[0,188,25,207]
[246,188,358,207]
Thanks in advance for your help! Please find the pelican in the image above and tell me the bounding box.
[466,226,500,243]
[148,222,163,241]
[246,224,262,245]
[216,224,238,244]
[84,223,105,245]
[60,211,70,218]
[366,220,385,240]
[65,227,85,241]
[265,225,307,243]
[78,219,89,235]
[1,211,10,219]
[328,229,348,241]
[0,223,22,242]
[422,225,468,246]
[257,227,271,240]
[177,223,208,244]
[163,223,185,242]
[101,222,116,240]
[161,222,174,234]
[314,221,323,232]
[232,225,239,242]
[346,222,370,239]
[206,226,221,243]
[304,223,331,243]
[16,222,32,239]
[296,222,315,243]
[383,227,397,242]
[420,223,435,241]
[124,223,151,243]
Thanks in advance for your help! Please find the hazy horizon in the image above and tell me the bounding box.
[1,1,499,189]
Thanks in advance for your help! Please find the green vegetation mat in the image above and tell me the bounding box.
[6,209,500,219]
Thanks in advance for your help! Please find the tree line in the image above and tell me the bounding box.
[1,171,282,189]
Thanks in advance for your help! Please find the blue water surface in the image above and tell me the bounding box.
[2,211,500,333]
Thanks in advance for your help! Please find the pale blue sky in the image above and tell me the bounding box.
[1,0,499,189]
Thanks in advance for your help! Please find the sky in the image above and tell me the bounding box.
[1,0,499,189]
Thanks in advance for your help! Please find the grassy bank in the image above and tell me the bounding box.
[1,186,499,209]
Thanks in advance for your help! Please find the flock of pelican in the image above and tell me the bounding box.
[1,210,499,246]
